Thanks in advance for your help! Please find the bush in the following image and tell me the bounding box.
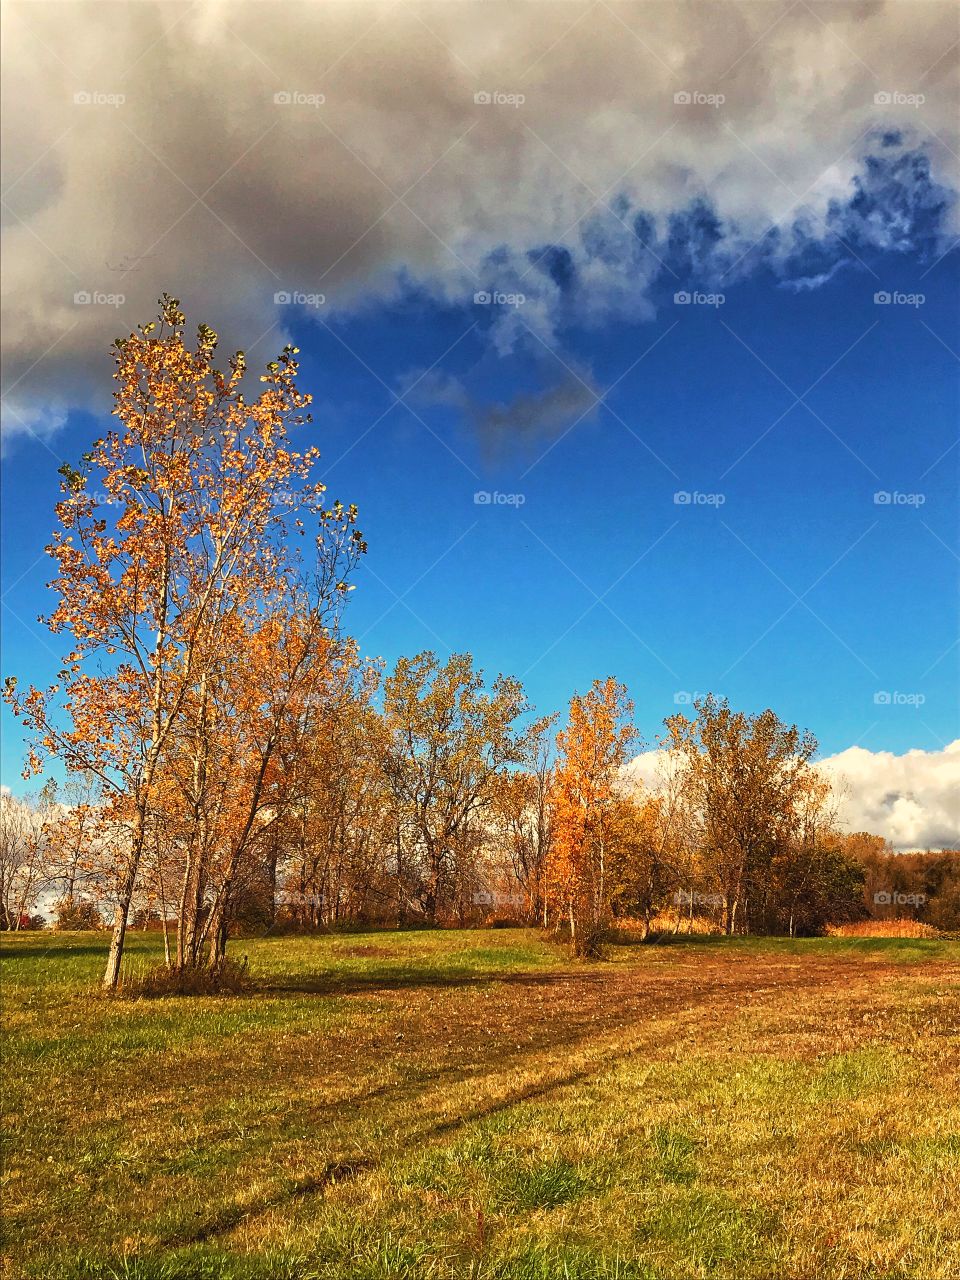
[120,952,256,998]
[572,923,609,959]
[54,897,103,931]
[125,956,253,998]
[549,919,609,959]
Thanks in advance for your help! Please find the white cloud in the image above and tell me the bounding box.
[624,740,960,850]
[2,1,957,440]
[818,740,960,851]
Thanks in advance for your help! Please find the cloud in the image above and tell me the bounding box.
[2,1,957,442]
[818,740,960,851]
[410,362,600,450]
[625,740,960,850]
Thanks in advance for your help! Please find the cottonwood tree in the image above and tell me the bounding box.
[42,772,103,911]
[0,790,55,929]
[489,713,557,922]
[382,651,532,923]
[664,696,819,935]
[602,788,685,937]
[546,677,636,954]
[275,649,392,927]
[4,296,364,985]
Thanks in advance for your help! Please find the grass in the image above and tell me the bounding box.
[2,928,958,1279]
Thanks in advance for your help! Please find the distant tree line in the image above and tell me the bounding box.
[4,299,956,984]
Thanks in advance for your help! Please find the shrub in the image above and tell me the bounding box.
[125,956,253,998]
[54,897,103,931]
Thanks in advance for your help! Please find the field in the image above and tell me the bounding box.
[2,930,959,1280]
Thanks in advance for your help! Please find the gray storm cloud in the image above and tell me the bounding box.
[2,0,957,440]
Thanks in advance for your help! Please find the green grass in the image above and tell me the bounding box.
[2,929,959,1279]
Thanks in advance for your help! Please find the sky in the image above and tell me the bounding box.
[1,1,958,846]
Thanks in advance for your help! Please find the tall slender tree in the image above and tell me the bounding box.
[546,678,636,954]
[4,296,364,985]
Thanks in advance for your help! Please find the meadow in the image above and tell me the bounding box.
[2,929,958,1280]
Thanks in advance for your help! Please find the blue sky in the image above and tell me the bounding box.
[3,239,957,785]
[1,1,958,842]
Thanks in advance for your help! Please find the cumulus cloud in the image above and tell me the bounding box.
[2,0,957,442]
[624,741,960,851]
[818,740,960,851]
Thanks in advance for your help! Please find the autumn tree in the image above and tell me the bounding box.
[42,771,104,915]
[489,713,557,922]
[274,646,392,928]
[664,696,820,935]
[4,295,364,986]
[0,790,55,929]
[382,652,532,923]
[546,678,637,954]
[600,789,684,937]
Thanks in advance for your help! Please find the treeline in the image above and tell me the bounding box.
[839,833,960,932]
[5,677,959,954]
[4,299,955,986]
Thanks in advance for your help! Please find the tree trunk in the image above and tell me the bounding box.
[102,795,149,989]
[103,888,133,989]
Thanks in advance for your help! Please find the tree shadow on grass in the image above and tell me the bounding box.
[160,967,747,1251]
[0,942,107,960]
[257,965,609,999]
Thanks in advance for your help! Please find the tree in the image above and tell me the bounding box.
[4,296,364,986]
[382,652,532,923]
[42,772,103,908]
[546,678,636,954]
[274,647,392,928]
[489,713,557,923]
[0,791,55,929]
[664,696,820,935]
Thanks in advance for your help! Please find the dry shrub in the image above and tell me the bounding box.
[826,918,940,939]
[125,956,253,997]
[648,910,723,936]
[54,897,104,931]
[543,919,608,959]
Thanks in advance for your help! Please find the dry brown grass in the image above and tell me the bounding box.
[3,929,959,1279]
[826,918,940,938]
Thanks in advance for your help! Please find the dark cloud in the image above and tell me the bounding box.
[2,1,957,443]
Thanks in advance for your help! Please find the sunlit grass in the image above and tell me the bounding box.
[2,929,958,1278]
